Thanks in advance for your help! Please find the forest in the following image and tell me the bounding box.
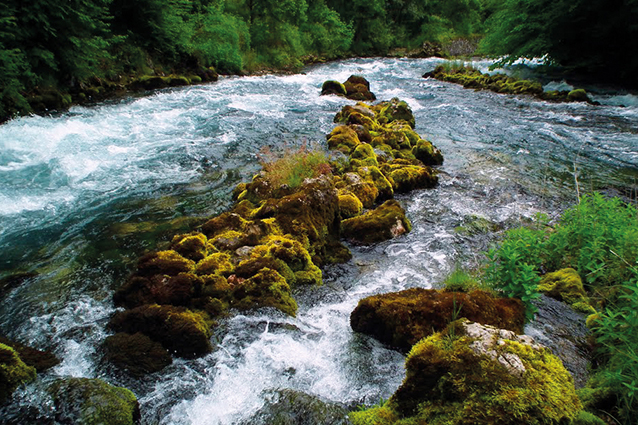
[1,0,637,121]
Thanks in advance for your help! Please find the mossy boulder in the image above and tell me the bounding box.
[327,125,361,154]
[382,162,438,193]
[344,75,376,101]
[539,268,594,314]
[113,272,204,309]
[412,139,443,165]
[49,377,140,425]
[230,268,298,316]
[567,89,590,102]
[0,342,36,401]
[0,336,59,372]
[374,98,415,129]
[338,191,364,219]
[339,172,378,209]
[103,332,172,377]
[170,233,208,261]
[350,288,525,352]
[351,320,582,425]
[356,166,394,201]
[341,200,411,245]
[108,304,212,358]
[320,80,347,96]
[135,250,195,277]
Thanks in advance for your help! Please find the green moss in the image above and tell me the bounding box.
[355,321,581,425]
[386,164,438,193]
[327,125,362,154]
[571,411,606,425]
[350,288,525,352]
[231,268,298,316]
[373,98,416,128]
[412,139,444,166]
[171,233,208,261]
[321,80,347,96]
[103,332,172,377]
[342,200,411,245]
[357,166,394,201]
[136,250,195,277]
[196,252,234,276]
[338,192,364,219]
[539,268,593,312]
[568,89,589,102]
[108,304,213,358]
[50,377,140,425]
[0,342,36,401]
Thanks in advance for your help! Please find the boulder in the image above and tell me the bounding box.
[341,200,411,245]
[0,343,36,401]
[538,268,594,314]
[0,336,59,372]
[49,377,140,425]
[320,80,347,96]
[351,320,582,425]
[350,288,525,352]
[103,332,172,377]
[108,304,213,359]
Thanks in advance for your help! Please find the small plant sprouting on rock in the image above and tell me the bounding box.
[258,142,332,189]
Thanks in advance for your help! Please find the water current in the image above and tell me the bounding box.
[0,58,637,424]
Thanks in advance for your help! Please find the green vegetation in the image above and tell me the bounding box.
[479,0,638,86]
[259,144,332,189]
[482,193,638,423]
[1,0,490,122]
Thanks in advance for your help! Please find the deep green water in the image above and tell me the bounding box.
[0,58,636,424]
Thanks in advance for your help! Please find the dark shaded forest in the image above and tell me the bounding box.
[1,0,637,121]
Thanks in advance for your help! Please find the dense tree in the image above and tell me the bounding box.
[480,0,638,85]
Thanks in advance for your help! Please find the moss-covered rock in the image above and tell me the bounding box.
[539,268,594,314]
[0,342,36,401]
[170,233,208,261]
[341,200,411,245]
[338,191,364,219]
[356,166,394,201]
[350,288,525,352]
[412,138,443,165]
[351,320,582,425]
[103,332,172,377]
[49,377,140,425]
[320,80,347,96]
[344,75,376,101]
[230,268,298,316]
[567,89,590,102]
[108,304,212,358]
[373,98,416,129]
[327,125,361,154]
[136,250,195,277]
[382,162,438,193]
[0,336,59,372]
[113,272,204,309]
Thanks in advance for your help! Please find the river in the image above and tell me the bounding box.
[0,57,637,424]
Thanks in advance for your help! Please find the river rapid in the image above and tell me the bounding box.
[0,58,637,424]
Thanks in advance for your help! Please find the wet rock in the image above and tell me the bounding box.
[0,342,36,401]
[321,80,347,96]
[526,295,592,388]
[245,389,351,425]
[103,332,172,377]
[350,288,525,352]
[231,268,298,317]
[351,319,582,425]
[374,98,415,129]
[108,304,213,359]
[49,377,140,425]
[341,200,411,245]
[0,336,59,372]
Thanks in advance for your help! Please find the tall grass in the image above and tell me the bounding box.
[259,142,331,189]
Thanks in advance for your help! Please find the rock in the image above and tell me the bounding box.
[568,89,590,102]
[338,192,364,219]
[374,98,415,129]
[170,233,208,261]
[351,319,582,425]
[538,268,594,314]
[350,288,525,352]
[0,342,36,401]
[108,304,213,359]
[49,377,140,425]
[103,332,172,377]
[526,295,592,388]
[412,139,443,166]
[321,80,347,96]
[0,336,59,372]
[382,162,438,193]
[341,200,411,245]
[230,268,298,317]
[244,389,351,425]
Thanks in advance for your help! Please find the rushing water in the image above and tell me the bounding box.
[0,58,637,424]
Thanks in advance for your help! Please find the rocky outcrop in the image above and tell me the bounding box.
[351,319,583,425]
[350,288,525,352]
[0,343,36,402]
[321,75,376,101]
[424,65,596,104]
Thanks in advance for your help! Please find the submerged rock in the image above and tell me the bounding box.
[245,389,351,425]
[350,288,525,352]
[49,377,140,425]
[351,319,582,425]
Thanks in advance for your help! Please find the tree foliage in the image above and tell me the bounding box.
[480,0,638,85]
